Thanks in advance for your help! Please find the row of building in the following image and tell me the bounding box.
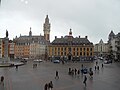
[0,15,120,61]
[0,15,50,60]
[94,31,120,60]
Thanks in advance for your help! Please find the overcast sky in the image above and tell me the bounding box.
[0,0,120,44]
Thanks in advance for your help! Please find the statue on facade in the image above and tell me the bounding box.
[6,30,8,38]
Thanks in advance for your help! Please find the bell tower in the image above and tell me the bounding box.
[43,15,51,41]
[29,27,32,37]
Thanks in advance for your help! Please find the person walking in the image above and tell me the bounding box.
[83,75,87,86]
[68,68,71,75]
[0,76,4,90]
[62,60,64,64]
[97,66,99,70]
[16,65,18,70]
[74,68,77,75]
[96,61,98,65]
[44,83,48,90]
[77,69,80,77]
[95,66,96,71]
[48,81,53,90]
[89,70,93,78]
[102,63,103,68]
[81,64,83,69]
[55,71,59,79]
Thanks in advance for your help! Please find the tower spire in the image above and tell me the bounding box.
[69,28,72,36]
[43,15,51,41]
[45,15,49,23]
[29,27,32,36]
[6,29,9,38]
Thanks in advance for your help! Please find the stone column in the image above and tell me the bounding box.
[3,37,9,62]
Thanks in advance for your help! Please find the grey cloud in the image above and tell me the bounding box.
[0,0,120,43]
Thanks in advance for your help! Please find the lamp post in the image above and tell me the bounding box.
[2,30,9,63]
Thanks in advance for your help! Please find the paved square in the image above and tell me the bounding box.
[0,60,120,90]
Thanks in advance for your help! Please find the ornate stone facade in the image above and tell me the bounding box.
[14,15,50,59]
[0,38,2,58]
[48,29,94,61]
[108,31,120,60]
[94,39,109,57]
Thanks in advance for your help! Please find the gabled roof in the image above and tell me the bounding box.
[109,30,115,37]
[51,36,93,45]
[99,39,104,44]
[13,35,49,45]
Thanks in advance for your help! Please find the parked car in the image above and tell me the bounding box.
[98,57,103,60]
[33,59,43,63]
[20,59,27,63]
[104,60,112,64]
[53,60,60,63]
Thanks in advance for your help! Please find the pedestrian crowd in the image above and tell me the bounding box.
[44,70,59,90]
[67,61,104,87]
[44,81,53,90]
[33,63,37,68]
[68,68,80,77]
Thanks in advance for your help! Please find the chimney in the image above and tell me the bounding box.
[85,36,88,39]
[55,36,57,39]
[79,36,80,38]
